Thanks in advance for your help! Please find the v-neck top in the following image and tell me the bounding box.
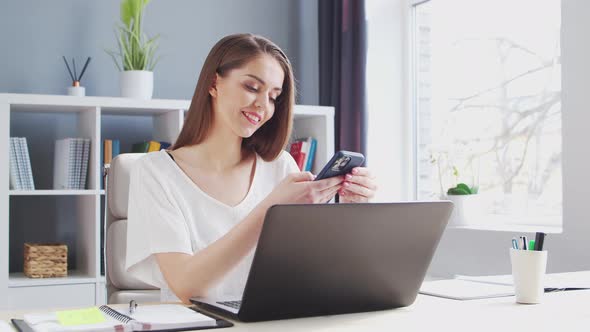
[126,149,299,301]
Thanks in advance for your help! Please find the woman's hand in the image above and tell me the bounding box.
[339,167,377,203]
[263,172,344,207]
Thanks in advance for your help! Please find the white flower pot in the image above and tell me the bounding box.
[445,194,481,227]
[120,70,153,99]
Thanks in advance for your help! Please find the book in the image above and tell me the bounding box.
[104,140,113,165]
[79,139,90,189]
[289,141,305,171]
[9,138,21,190]
[14,138,27,189]
[20,138,35,190]
[304,137,317,172]
[132,141,150,153]
[73,138,82,190]
[67,138,77,189]
[159,141,171,150]
[147,140,161,152]
[112,139,120,159]
[53,138,78,190]
[20,304,220,332]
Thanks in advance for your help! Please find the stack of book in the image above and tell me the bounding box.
[53,138,91,190]
[288,137,317,171]
[132,140,171,153]
[9,137,35,190]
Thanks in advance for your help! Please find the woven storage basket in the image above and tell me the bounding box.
[24,243,68,278]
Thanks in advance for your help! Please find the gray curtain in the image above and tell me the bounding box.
[318,0,368,159]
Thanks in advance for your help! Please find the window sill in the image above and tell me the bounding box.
[447,214,562,234]
[448,223,562,234]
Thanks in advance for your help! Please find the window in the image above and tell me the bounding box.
[413,0,562,229]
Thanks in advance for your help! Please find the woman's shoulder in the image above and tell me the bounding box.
[132,150,173,175]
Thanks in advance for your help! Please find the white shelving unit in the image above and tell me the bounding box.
[0,93,334,310]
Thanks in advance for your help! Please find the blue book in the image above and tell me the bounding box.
[305,137,317,172]
[112,140,120,159]
[159,141,171,150]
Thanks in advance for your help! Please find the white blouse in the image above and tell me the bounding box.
[125,149,299,301]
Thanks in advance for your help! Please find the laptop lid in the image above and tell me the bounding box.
[218,201,452,321]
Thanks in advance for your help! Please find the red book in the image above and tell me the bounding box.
[289,141,306,170]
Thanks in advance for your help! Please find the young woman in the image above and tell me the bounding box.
[125,33,377,303]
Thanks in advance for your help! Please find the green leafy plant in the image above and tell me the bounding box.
[106,0,160,71]
[447,182,479,195]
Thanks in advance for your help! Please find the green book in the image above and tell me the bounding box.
[132,141,150,153]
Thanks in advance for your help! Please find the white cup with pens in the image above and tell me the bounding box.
[510,232,547,304]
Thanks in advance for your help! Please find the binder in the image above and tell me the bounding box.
[11,304,233,332]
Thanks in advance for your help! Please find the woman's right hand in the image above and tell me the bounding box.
[262,172,344,207]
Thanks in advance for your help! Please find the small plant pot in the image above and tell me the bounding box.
[445,194,481,227]
[120,70,153,99]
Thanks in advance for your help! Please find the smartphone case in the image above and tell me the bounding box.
[315,150,365,180]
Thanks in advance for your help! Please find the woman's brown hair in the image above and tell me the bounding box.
[171,33,296,161]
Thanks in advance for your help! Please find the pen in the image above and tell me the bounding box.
[512,238,519,249]
[521,236,528,250]
[529,240,535,251]
[535,232,546,251]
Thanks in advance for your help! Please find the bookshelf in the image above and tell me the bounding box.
[0,93,334,310]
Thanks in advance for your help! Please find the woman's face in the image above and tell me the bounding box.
[210,54,285,139]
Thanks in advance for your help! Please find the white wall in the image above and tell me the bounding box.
[427,0,590,276]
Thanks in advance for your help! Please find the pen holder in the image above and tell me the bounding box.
[509,248,547,304]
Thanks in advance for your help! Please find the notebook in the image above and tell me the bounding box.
[20,304,219,332]
[419,279,515,300]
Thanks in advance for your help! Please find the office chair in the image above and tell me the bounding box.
[105,153,160,304]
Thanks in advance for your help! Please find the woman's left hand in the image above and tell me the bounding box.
[339,167,377,203]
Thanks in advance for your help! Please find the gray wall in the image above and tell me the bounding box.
[1,0,319,273]
[0,0,318,104]
[428,0,590,277]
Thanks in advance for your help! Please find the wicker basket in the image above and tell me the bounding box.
[24,243,68,278]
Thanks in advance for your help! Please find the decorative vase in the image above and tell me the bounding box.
[445,194,481,227]
[66,81,85,97]
[120,70,153,99]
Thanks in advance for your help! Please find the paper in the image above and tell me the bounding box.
[56,307,106,326]
[456,271,590,289]
[0,320,13,332]
[420,279,515,300]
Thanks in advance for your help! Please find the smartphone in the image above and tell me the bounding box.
[314,150,365,181]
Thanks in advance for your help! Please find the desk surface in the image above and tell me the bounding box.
[2,290,589,332]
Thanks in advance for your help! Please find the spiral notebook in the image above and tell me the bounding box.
[14,304,231,332]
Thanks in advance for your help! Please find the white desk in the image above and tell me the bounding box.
[2,290,589,332]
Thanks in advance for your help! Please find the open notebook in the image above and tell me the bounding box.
[21,304,218,332]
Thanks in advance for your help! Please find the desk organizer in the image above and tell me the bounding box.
[24,243,68,278]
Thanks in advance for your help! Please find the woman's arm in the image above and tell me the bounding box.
[155,172,344,303]
[155,200,270,303]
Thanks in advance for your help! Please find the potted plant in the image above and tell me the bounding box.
[445,178,481,227]
[431,150,482,226]
[106,0,160,99]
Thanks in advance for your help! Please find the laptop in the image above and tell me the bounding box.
[191,201,453,322]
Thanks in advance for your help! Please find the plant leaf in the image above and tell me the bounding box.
[456,183,472,194]
[447,187,470,195]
